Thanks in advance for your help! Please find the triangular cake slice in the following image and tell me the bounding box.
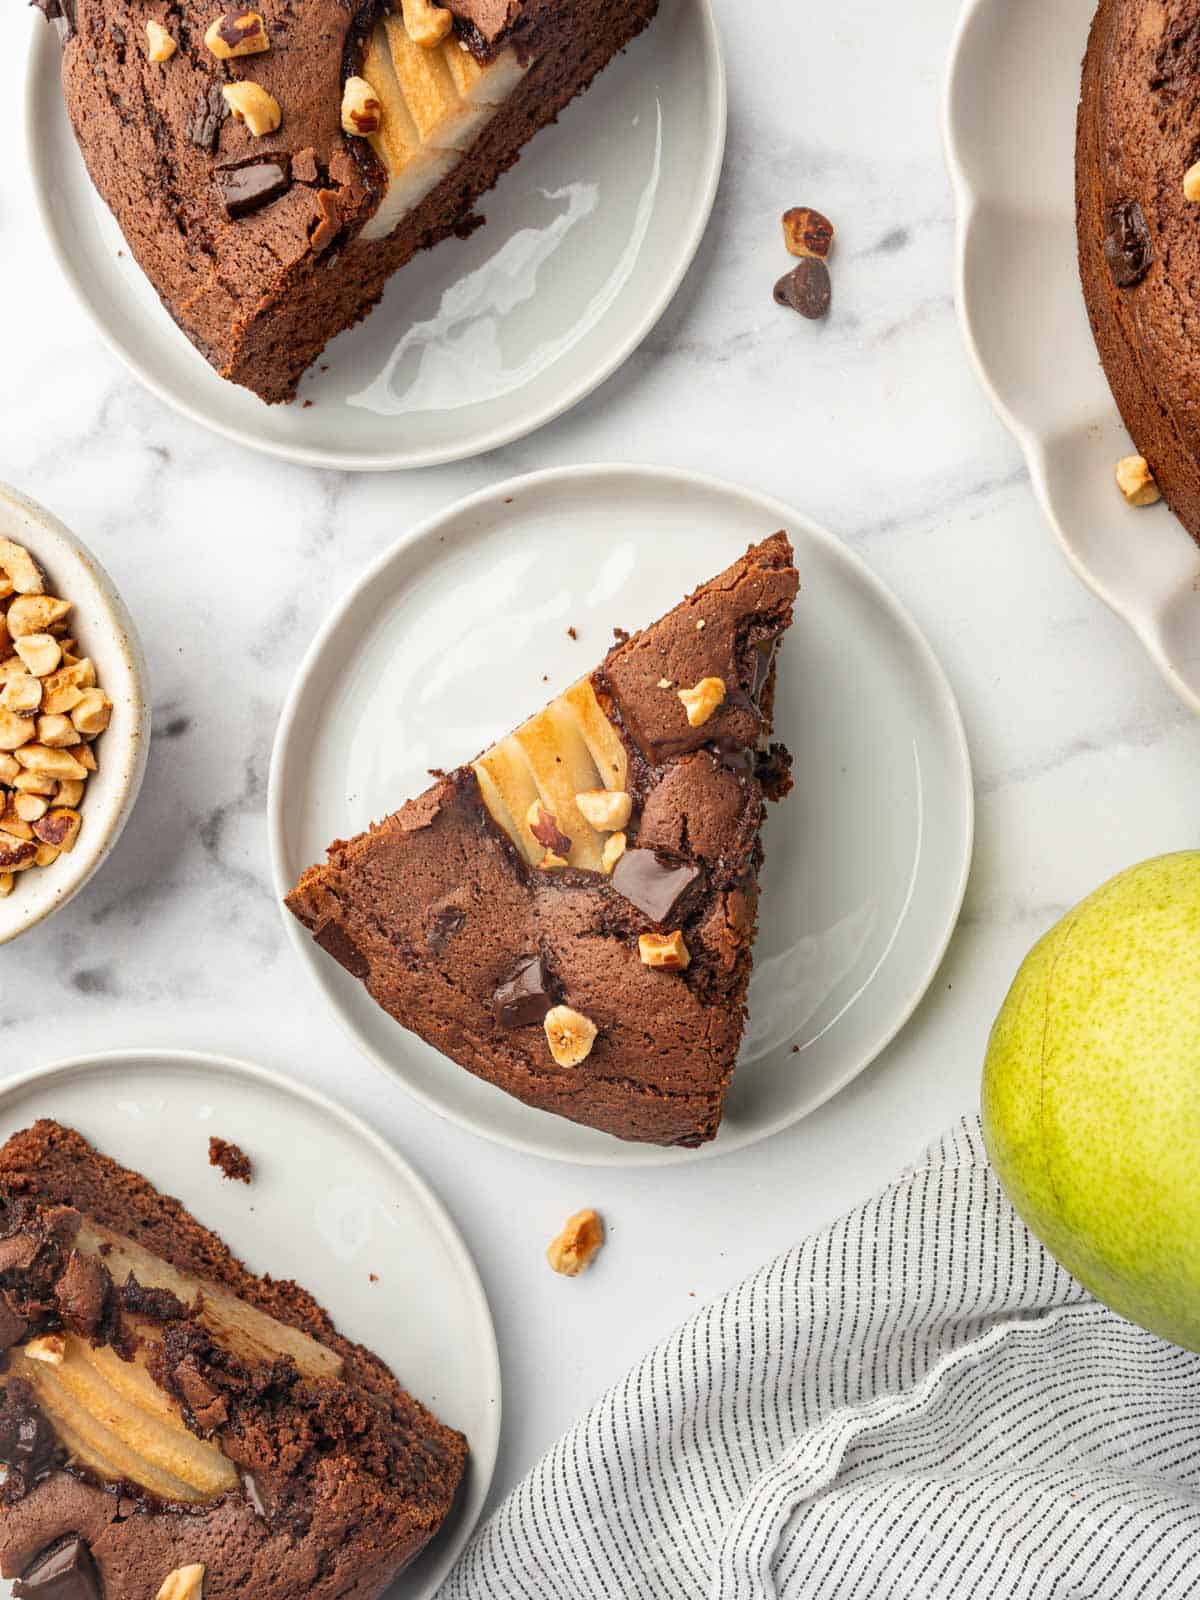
[287,534,799,1147]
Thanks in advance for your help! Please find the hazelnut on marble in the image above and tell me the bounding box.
[401,0,453,48]
[677,676,725,728]
[205,8,269,57]
[782,206,834,260]
[146,19,178,60]
[341,76,382,136]
[1115,454,1161,507]
[575,788,632,832]
[546,1209,605,1277]
[222,80,282,137]
[544,1005,598,1068]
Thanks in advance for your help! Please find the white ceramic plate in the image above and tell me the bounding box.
[0,1050,500,1600]
[944,0,1200,713]
[25,0,724,471]
[0,484,150,945]
[268,465,974,1167]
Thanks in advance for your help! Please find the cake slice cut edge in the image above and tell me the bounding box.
[286,532,800,1148]
[0,1120,467,1600]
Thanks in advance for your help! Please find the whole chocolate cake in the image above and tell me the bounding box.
[286,533,799,1148]
[0,1120,467,1600]
[31,0,658,403]
[1077,0,1200,543]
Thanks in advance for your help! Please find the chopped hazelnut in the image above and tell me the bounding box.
[0,710,35,753]
[222,80,282,136]
[0,833,35,871]
[71,689,111,737]
[0,873,12,898]
[146,18,178,60]
[782,206,835,260]
[0,753,18,784]
[546,1209,605,1277]
[71,742,98,773]
[543,1005,598,1068]
[1115,454,1161,507]
[23,1333,66,1366]
[638,929,691,970]
[14,633,61,678]
[1185,162,1200,203]
[6,595,70,639]
[0,811,31,840]
[14,773,56,795]
[401,0,453,48]
[600,831,627,875]
[14,793,48,823]
[42,658,95,715]
[575,789,632,831]
[55,778,85,808]
[36,714,78,748]
[205,8,269,57]
[156,1566,206,1600]
[341,75,382,136]
[34,843,59,868]
[677,676,726,728]
[33,808,82,853]
[656,677,674,690]
[0,539,43,597]
[1,673,41,714]
[539,851,569,870]
[16,745,88,781]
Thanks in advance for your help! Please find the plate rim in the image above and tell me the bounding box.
[0,1046,502,1600]
[942,0,1200,715]
[23,0,728,473]
[266,461,976,1168]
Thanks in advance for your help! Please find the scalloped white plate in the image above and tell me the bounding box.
[944,0,1200,712]
[25,0,724,471]
[0,1050,500,1600]
[268,464,973,1167]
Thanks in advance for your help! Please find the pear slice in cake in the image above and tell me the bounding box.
[287,533,799,1148]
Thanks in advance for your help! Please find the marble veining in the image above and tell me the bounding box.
[1,0,1198,1532]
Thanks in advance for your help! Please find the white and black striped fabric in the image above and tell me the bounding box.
[440,1119,1200,1599]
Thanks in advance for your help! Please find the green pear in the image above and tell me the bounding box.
[982,851,1200,1350]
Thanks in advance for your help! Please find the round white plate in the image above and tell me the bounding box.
[944,0,1200,713]
[25,0,725,471]
[269,464,974,1167]
[0,1050,500,1600]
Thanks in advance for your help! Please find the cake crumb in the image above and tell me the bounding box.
[369,1272,379,1282]
[302,399,314,409]
[208,1137,253,1184]
[567,626,578,640]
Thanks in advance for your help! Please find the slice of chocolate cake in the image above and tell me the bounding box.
[286,534,799,1148]
[0,1120,466,1600]
[32,0,658,403]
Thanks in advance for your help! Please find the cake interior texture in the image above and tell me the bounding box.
[43,0,658,403]
[0,1120,467,1600]
[287,532,800,1148]
[1077,0,1200,544]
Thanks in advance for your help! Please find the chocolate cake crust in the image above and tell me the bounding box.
[0,1121,467,1600]
[287,534,799,1148]
[1077,0,1200,544]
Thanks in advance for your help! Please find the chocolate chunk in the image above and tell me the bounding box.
[0,1380,62,1485]
[214,156,292,219]
[55,1250,111,1339]
[610,849,703,925]
[188,81,228,153]
[494,955,554,1028]
[0,1291,28,1350]
[428,906,465,954]
[749,637,778,702]
[14,1537,100,1600]
[774,259,831,319]
[1103,200,1153,287]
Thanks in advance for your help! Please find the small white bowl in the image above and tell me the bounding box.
[0,483,149,944]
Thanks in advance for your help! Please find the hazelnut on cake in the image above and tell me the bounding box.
[0,1121,466,1600]
[30,0,659,403]
[286,533,799,1148]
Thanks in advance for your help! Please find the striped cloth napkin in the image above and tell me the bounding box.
[440,1119,1200,1599]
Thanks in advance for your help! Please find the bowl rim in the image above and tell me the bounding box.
[0,482,151,944]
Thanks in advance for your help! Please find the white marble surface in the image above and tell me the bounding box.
[1,0,1198,1543]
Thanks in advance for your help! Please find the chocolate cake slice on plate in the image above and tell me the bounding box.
[0,1120,466,1600]
[286,533,799,1148]
[32,0,658,403]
